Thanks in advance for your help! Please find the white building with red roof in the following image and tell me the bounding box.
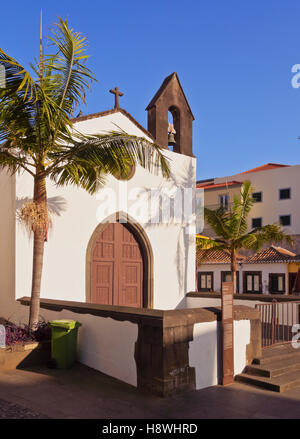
[197,245,300,295]
[197,162,300,253]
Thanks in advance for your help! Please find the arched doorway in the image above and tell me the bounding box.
[86,213,153,308]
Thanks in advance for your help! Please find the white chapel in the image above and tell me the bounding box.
[0,72,196,319]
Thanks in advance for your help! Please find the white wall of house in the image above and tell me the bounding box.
[0,110,196,320]
[242,262,287,294]
[197,263,232,293]
[197,262,287,294]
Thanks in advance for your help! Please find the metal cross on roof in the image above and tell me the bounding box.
[109,86,124,109]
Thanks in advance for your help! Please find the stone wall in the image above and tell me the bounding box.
[18,297,261,397]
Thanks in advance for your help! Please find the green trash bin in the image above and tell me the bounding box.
[48,319,82,369]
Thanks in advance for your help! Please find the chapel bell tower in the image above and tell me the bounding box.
[146,72,195,157]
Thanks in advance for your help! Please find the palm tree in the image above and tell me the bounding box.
[196,180,293,293]
[0,16,170,327]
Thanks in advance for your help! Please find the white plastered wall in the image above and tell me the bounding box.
[0,170,22,320]
[189,319,251,389]
[39,307,138,386]
[1,110,196,320]
[234,320,250,375]
[189,320,219,389]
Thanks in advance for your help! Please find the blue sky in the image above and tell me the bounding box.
[2,0,300,180]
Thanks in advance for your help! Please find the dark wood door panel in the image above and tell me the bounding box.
[92,261,113,305]
[119,262,142,307]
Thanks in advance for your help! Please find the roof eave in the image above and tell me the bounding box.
[71,108,155,141]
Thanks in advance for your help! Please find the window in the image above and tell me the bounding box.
[280,215,291,226]
[219,194,229,210]
[197,272,214,292]
[243,272,262,293]
[252,192,262,202]
[279,188,291,200]
[269,274,285,294]
[252,217,262,228]
[221,271,239,293]
[289,273,298,294]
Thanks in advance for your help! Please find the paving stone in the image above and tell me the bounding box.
[0,397,48,419]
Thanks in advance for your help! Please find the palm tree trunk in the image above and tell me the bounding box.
[28,174,47,328]
[231,248,237,294]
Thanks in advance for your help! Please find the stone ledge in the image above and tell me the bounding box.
[202,305,260,321]
[18,297,259,325]
[233,305,261,321]
[18,297,218,327]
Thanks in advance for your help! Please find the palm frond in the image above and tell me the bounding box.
[0,18,170,193]
[47,17,96,114]
[0,141,35,175]
[196,235,225,248]
[230,180,254,238]
[236,223,293,252]
[204,206,231,240]
[0,92,36,141]
[0,49,36,101]
[47,131,170,193]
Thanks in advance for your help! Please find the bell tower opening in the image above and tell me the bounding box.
[168,106,181,153]
[168,110,176,152]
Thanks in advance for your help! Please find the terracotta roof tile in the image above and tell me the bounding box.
[197,249,246,265]
[196,180,242,190]
[240,163,289,175]
[246,246,300,263]
[197,245,300,266]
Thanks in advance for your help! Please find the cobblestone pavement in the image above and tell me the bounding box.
[0,397,48,419]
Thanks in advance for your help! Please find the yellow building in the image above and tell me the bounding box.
[288,262,300,294]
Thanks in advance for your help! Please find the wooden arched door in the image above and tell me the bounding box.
[91,222,143,307]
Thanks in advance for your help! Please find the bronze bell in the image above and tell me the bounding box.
[168,132,176,146]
